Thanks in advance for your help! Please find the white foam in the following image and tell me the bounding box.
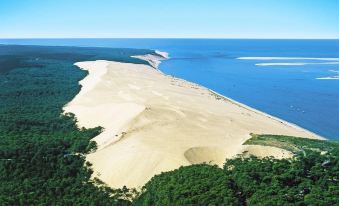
[316,76,339,80]
[155,50,169,59]
[256,62,339,66]
[238,57,339,61]
[256,63,307,66]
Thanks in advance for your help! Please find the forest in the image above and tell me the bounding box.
[0,45,338,206]
[0,45,151,205]
[135,135,339,205]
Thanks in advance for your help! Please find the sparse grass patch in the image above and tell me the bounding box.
[244,134,339,155]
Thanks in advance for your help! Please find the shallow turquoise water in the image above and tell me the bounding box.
[1,39,338,140]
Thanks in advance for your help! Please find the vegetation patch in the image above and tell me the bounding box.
[134,135,339,205]
[135,145,339,205]
[244,134,339,155]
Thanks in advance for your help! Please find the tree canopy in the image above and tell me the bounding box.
[134,135,339,205]
[0,45,152,205]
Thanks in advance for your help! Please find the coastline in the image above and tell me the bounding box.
[151,52,323,140]
[131,50,168,69]
[63,51,322,189]
[206,89,324,140]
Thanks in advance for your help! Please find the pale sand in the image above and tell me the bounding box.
[241,145,294,159]
[63,58,322,189]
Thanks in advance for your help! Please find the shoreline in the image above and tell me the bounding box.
[131,50,169,69]
[135,51,323,142]
[63,51,322,189]
[137,51,323,140]
[206,89,324,140]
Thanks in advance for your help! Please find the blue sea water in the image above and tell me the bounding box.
[1,39,338,140]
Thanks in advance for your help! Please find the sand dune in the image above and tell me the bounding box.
[64,58,321,189]
[241,145,293,159]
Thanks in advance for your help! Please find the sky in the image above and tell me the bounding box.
[1,0,339,39]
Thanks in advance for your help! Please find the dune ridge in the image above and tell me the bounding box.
[63,53,322,189]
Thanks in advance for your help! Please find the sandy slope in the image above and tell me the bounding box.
[63,58,321,189]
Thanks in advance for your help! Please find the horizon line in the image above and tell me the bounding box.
[1,37,339,40]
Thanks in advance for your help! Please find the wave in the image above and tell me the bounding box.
[316,76,339,80]
[238,57,339,61]
[256,62,339,66]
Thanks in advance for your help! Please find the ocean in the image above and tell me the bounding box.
[0,39,338,140]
